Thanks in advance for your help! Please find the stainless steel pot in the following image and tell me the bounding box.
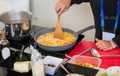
[34,25,94,51]
[0,10,32,40]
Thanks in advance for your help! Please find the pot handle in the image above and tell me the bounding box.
[76,25,95,35]
[10,24,15,37]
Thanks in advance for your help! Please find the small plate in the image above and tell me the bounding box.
[106,66,120,76]
[1,47,10,60]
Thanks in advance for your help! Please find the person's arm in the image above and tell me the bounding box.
[95,38,118,51]
[70,0,89,5]
[55,0,71,15]
[55,0,89,15]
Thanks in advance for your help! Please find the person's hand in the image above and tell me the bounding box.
[55,0,71,15]
[95,38,117,51]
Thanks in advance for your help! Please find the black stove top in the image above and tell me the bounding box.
[7,34,84,58]
[7,35,34,51]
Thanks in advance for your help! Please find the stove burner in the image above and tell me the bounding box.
[7,35,34,51]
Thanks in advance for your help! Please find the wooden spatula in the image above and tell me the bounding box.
[54,15,63,39]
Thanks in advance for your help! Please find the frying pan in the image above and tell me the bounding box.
[34,25,95,51]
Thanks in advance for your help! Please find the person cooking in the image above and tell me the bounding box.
[55,0,120,51]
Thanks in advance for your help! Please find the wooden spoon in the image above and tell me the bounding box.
[54,15,63,39]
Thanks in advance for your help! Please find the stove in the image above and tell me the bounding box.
[7,25,84,58]
[7,34,84,59]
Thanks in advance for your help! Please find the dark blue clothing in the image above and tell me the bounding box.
[70,0,120,47]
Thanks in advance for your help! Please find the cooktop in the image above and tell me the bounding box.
[7,25,85,58]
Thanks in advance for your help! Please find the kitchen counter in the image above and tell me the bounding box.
[0,55,106,76]
[67,40,120,76]
[24,47,107,76]
[0,25,119,76]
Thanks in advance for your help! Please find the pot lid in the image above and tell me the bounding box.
[0,10,32,24]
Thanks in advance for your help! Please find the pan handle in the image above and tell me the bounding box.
[76,25,95,35]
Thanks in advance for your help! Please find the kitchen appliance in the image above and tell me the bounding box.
[0,10,32,41]
[6,32,83,58]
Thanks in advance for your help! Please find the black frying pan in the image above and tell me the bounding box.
[34,25,94,51]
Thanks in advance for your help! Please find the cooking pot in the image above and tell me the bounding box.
[0,10,33,40]
[34,25,95,51]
